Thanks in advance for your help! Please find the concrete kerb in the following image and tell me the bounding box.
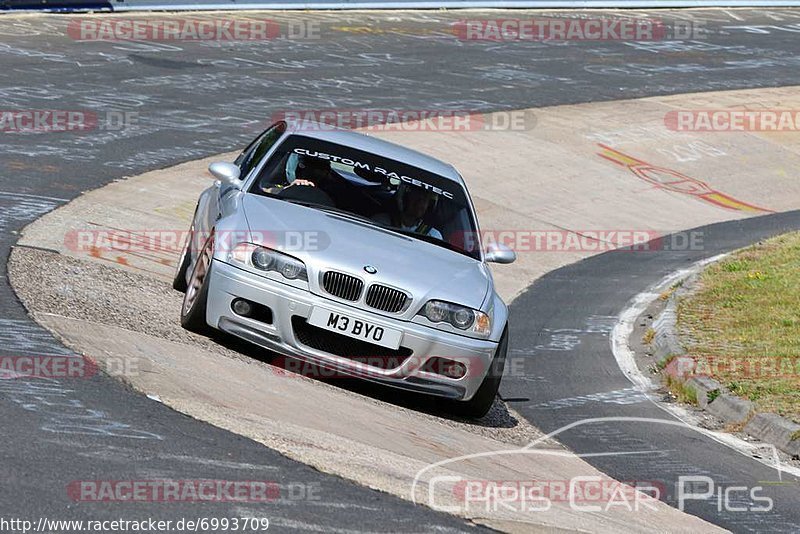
[745,414,800,458]
[651,286,686,368]
[685,376,723,410]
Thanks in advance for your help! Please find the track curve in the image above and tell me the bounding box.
[504,211,800,532]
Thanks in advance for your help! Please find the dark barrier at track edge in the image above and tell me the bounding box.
[5,0,800,12]
[1,0,113,10]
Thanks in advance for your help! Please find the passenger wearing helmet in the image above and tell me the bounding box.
[373,184,443,241]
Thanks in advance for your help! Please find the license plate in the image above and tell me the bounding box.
[307,307,402,350]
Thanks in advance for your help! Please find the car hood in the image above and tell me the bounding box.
[241,194,491,313]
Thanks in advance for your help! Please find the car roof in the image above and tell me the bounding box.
[284,120,464,185]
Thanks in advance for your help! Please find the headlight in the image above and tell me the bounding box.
[229,243,308,282]
[419,300,491,337]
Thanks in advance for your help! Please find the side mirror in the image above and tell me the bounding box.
[209,162,241,187]
[484,242,516,264]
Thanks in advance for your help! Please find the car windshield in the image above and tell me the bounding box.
[248,134,481,260]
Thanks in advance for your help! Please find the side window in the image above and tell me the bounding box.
[234,122,286,180]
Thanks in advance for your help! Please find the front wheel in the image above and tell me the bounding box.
[180,232,214,335]
[448,326,508,419]
[172,225,193,292]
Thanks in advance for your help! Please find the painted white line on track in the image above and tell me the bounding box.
[611,253,727,392]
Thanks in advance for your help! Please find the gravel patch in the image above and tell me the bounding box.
[9,246,552,448]
[10,246,236,358]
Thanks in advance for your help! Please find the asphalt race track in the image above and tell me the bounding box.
[2,8,800,531]
[503,211,800,532]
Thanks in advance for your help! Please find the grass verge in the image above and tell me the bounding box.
[678,232,800,423]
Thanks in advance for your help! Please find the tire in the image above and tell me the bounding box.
[448,326,508,419]
[172,226,193,292]
[180,232,214,335]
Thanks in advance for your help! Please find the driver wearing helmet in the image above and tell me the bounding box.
[263,154,350,208]
[292,154,337,188]
[374,184,443,240]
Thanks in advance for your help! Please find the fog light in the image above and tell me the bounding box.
[443,361,467,379]
[231,298,253,317]
[423,357,467,379]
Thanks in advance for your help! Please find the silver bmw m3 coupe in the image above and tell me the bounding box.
[174,120,516,417]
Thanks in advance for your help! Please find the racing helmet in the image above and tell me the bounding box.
[295,154,331,180]
[395,180,439,216]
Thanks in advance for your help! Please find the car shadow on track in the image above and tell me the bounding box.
[208,330,520,429]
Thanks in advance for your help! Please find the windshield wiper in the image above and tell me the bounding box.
[392,228,449,247]
[392,228,478,259]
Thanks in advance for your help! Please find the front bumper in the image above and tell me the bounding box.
[206,260,499,400]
